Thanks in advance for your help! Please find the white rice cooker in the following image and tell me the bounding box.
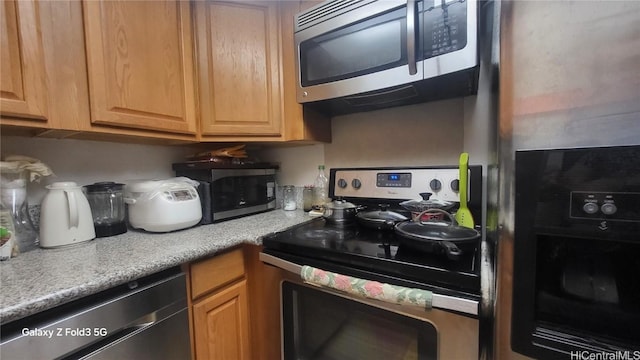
[124,177,202,232]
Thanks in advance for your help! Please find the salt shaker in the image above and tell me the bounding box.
[283,185,297,211]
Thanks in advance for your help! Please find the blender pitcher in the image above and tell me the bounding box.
[84,182,127,237]
[0,169,38,252]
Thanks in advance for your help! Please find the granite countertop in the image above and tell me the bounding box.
[0,210,313,325]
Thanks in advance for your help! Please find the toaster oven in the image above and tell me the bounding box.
[172,162,277,223]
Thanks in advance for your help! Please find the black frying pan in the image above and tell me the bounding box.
[394,209,480,260]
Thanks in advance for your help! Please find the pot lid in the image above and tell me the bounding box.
[125,177,198,194]
[356,204,408,222]
[326,199,357,210]
[125,180,162,193]
[394,209,479,242]
[46,181,80,190]
[399,192,455,212]
[84,181,125,192]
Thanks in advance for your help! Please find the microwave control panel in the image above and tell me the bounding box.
[423,0,469,58]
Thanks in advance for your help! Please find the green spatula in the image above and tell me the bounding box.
[455,152,475,229]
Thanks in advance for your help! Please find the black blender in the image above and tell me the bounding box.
[83,182,127,237]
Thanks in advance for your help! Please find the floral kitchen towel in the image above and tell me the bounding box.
[300,265,433,310]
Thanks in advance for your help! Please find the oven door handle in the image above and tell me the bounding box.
[300,264,432,309]
[260,252,478,315]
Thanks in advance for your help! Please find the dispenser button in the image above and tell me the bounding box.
[582,202,599,214]
[601,203,617,215]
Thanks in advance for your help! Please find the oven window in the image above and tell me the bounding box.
[299,6,410,87]
[282,281,437,360]
[535,235,640,347]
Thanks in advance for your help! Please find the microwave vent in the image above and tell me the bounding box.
[296,0,375,32]
[342,85,419,107]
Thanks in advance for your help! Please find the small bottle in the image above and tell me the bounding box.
[302,185,314,212]
[283,185,296,211]
[313,165,328,210]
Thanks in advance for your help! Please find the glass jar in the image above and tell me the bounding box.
[283,185,297,211]
[302,186,314,212]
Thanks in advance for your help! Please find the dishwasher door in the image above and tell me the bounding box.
[0,267,191,360]
[74,307,190,360]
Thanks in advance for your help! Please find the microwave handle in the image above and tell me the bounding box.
[406,0,417,75]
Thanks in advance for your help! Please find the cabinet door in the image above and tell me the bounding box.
[279,0,331,142]
[193,279,251,360]
[83,1,197,135]
[0,0,49,123]
[195,1,281,136]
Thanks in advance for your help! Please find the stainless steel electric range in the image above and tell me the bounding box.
[261,165,485,359]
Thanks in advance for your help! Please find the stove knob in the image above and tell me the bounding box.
[451,179,460,192]
[337,178,348,188]
[429,179,442,191]
[601,203,617,215]
[583,202,599,214]
[351,179,362,189]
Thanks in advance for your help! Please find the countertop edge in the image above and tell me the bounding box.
[0,210,314,326]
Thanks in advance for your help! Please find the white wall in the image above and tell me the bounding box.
[326,98,465,170]
[0,136,192,204]
[258,98,467,188]
[258,144,324,186]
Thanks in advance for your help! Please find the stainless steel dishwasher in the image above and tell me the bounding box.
[0,267,191,360]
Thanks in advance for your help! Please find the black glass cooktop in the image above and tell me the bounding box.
[262,218,481,296]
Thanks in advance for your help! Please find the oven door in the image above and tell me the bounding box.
[260,253,479,359]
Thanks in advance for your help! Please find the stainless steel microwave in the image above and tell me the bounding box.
[172,162,277,223]
[295,0,479,114]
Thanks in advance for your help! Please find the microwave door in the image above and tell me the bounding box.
[295,0,423,103]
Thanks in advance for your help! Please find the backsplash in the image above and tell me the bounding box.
[3,98,472,208]
[259,98,466,189]
[0,137,193,205]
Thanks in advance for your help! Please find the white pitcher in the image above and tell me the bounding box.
[40,182,95,248]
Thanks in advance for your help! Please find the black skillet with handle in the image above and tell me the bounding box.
[394,208,480,260]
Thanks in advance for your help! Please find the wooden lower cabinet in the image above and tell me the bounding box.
[193,279,251,360]
[187,247,255,360]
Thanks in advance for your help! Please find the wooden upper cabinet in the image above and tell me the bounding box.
[279,0,331,143]
[0,0,49,124]
[195,1,281,137]
[82,0,197,135]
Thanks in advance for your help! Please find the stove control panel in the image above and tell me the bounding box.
[332,167,468,202]
[376,173,412,188]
